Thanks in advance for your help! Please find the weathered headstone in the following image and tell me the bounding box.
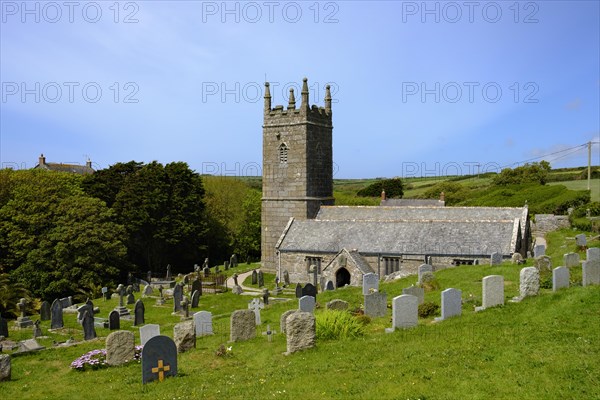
[362,273,379,295]
[298,295,316,313]
[230,310,256,342]
[230,254,238,268]
[402,286,424,305]
[534,256,552,273]
[106,330,135,366]
[139,324,160,346]
[364,292,387,318]
[191,290,200,308]
[326,281,334,291]
[251,270,258,285]
[283,270,290,285]
[50,299,63,329]
[248,298,264,325]
[519,267,540,299]
[39,301,51,321]
[552,266,570,291]
[193,311,213,336]
[108,310,120,330]
[82,310,97,340]
[134,300,145,326]
[575,233,587,247]
[511,253,523,264]
[534,244,545,258]
[32,320,42,338]
[295,283,303,298]
[326,299,349,311]
[582,248,600,286]
[285,312,316,354]
[142,335,177,384]
[126,293,135,305]
[280,310,297,335]
[173,320,195,353]
[165,264,172,280]
[418,264,433,284]
[203,266,210,277]
[77,303,93,325]
[481,275,504,309]
[437,288,462,321]
[257,271,264,287]
[0,354,10,381]
[0,314,8,337]
[59,297,72,308]
[191,279,202,296]
[302,283,317,298]
[173,283,183,313]
[224,261,229,271]
[15,298,33,328]
[143,285,153,297]
[563,252,580,268]
[102,286,110,300]
[489,252,502,266]
[389,294,418,331]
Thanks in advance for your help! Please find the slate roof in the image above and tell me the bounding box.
[277,218,519,257]
[380,198,445,207]
[35,163,94,175]
[323,248,375,274]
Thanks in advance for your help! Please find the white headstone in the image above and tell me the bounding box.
[418,264,433,284]
[587,247,600,261]
[139,324,160,346]
[482,275,504,309]
[193,311,213,336]
[575,234,586,247]
[563,252,580,268]
[552,267,570,291]
[582,257,600,287]
[438,288,462,320]
[533,244,545,258]
[248,298,264,325]
[298,295,316,313]
[362,273,379,295]
[391,294,418,330]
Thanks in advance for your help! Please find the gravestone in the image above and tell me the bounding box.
[437,288,462,321]
[0,314,8,337]
[248,298,264,325]
[262,288,270,305]
[193,311,213,336]
[15,298,33,328]
[230,254,238,268]
[575,233,587,247]
[490,252,503,266]
[552,266,570,291]
[140,324,160,346]
[203,266,210,277]
[364,292,387,318]
[511,253,523,264]
[191,279,202,296]
[102,286,110,300]
[203,258,209,270]
[257,271,264,287]
[59,297,72,308]
[50,299,64,329]
[534,244,545,258]
[173,320,195,353]
[191,290,200,308]
[181,297,190,319]
[302,283,317,298]
[0,354,10,382]
[230,310,256,342]
[143,285,153,297]
[283,270,290,285]
[582,248,600,286]
[134,300,145,326]
[362,273,379,295]
[519,267,540,299]
[534,256,552,273]
[16,338,44,353]
[108,310,120,330]
[32,320,42,338]
[390,294,418,331]
[285,312,316,354]
[587,247,600,261]
[165,265,172,280]
[232,285,243,295]
[418,264,433,284]
[298,295,316,313]
[39,301,51,321]
[77,303,93,324]
[280,310,297,335]
[295,283,303,298]
[326,281,334,291]
[326,299,349,311]
[82,310,97,341]
[106,330,135,366]
[251,270,258,285]
[142,335,177,384]
[402,286,424,305]
[127,293,135,305]
[481,275,504,309]
[173,283,183,313]
[563,252,580,268]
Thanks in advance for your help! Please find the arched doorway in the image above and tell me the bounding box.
[336,267,351,288]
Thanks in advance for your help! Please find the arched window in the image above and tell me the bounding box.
[279,143,288,163]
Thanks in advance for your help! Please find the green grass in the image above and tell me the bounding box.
[3,237,600,399]
[548,179,600,202]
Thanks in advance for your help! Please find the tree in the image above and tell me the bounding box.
[493,161,551,186]
[357,178,404,198]
[234,189,262,262]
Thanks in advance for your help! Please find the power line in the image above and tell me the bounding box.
[499,142,595,170]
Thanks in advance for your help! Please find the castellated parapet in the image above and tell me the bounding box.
[261,78,335,272]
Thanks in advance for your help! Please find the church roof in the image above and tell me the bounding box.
[277,218,520,257]
[322,248,375,275]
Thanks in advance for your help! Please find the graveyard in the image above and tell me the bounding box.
[0,228,598,399]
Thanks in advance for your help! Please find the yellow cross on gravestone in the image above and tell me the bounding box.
[151,359,170,382]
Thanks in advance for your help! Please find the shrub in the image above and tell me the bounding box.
[418,302,440,318]
[420,182,470,205]
[418,272,440,292]
[316,310,366,340]
[357,178,404,198]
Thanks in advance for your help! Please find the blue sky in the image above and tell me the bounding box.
[1,1,599,178]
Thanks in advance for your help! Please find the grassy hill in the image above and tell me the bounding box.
[3,230,599,399]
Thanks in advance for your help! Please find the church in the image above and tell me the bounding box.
[261,78,531,288]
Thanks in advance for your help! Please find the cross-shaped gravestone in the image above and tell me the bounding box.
[18,298,27,318]
[116,284,126,307]
[248,298,264,325]
[262,324,275,342]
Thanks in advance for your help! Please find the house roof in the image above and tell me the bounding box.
[35,163,94,175]
[380,198,445,207]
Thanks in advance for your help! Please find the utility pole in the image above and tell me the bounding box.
[588,141,592,191]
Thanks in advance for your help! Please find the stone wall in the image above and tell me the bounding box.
[533,214,570,236]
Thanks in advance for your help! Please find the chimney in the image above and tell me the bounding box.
[381,189,386,201]
[86,158,92,168]
[39,153,46,166]
[440,192,445,202]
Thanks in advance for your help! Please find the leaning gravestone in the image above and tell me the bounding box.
[364,292,387,318]
[436,288,462,321]
[143,285,153,297]
[362,273,379,295]
[575,233,586,247]
[563,253,580,268]
[230,310,256,342]
[298,296,316,313]
[490,252,503,266]
[142,335,177,384]
[534,244,545,258]
[552,267,570,291]
[326,281,335,291]
[39,301,51,321]
[280,310,297,335]
[191,290,200,308]
[134,300,145,326]
[193,311,213,336]
[108,310,120,330]
[82,310,96,341]
[302,283,317,298]
[50,299,64,329]
[77,303,93,324]
[534,256,552,273]
[389,294,418,331]
[0,354,10,381]
[106,330,135,366]
[295,283,303,298]
[326,299,349,311]
[285,311,316,355]
[173,320,195,353]
[191,279,202,296]
[0,314,8,337]
[418,264,433,284]
[257,271,264,287]
[402,286,424,305]
[251,270,258,285]
[139,324,160,346]
[519,267,540,299]
[481,275,504,309]
[173,284,183,313]
[582,248,600,286]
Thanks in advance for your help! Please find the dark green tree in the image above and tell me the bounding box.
[357,178,404,198]
[493,161,551,186]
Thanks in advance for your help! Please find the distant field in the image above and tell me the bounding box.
[548,179,599,202]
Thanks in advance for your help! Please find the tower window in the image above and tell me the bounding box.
[279,143,288,163]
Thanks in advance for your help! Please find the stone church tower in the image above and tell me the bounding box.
[261,78,334,272]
